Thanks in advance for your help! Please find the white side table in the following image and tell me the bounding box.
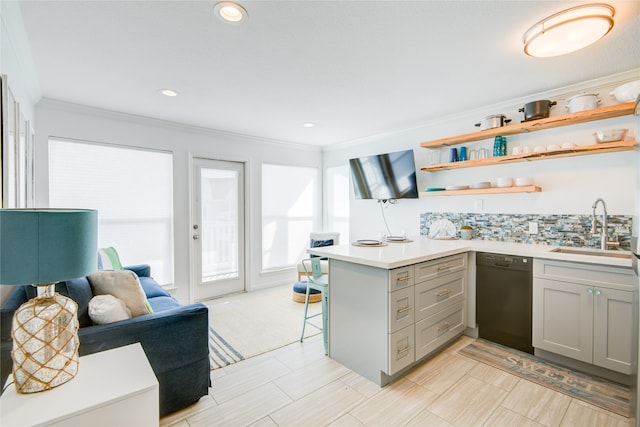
[1,343,159,427]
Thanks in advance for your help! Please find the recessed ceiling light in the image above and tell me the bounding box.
[303,123,315,128]
[214,2,248,24]
[161,89,178,97]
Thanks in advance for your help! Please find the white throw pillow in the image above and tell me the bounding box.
[88,270,153,317]
[88,295,132,325]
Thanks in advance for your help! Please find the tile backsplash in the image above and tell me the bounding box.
[420,212,633,250]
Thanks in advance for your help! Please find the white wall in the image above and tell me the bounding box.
[323,70,640,241]
[34,100,323,303]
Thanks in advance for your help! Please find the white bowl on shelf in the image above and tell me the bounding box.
[496,177,513,188]
[515,177,533,187]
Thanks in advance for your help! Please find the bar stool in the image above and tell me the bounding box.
[300,257,328,355]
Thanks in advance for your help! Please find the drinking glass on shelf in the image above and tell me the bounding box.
[469,149,478,160]
[429,149,441,165]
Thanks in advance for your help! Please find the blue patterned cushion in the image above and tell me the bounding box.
[310,239,333,257]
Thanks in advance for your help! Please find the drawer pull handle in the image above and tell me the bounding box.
[397,306,412,314]
[396,276,412,282]
[437,264,451,272]
[436,289,451,298]
[437,322,452,332]
[397,346,411,355]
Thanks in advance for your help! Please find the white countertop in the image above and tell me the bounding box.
[308,236,633,270]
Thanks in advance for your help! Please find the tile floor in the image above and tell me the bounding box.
[160,335,631,427]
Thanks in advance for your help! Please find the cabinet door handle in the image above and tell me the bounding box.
[396,306,412,314]
[437,264,451,272]
[594,289,601,296]
[397,346,411,355]
[396,276,413,282]
[437,322,452,332]
[436,289,451,298]
[587,288,593,294]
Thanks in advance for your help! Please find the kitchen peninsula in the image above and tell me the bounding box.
[308,237,633,386]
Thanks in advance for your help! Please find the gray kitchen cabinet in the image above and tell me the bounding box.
[533,259,635,375]
[329,253,467,386]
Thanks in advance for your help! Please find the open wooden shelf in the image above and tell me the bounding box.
[419,102,636,149]
[420,185,542,197]
[420,139,636,172]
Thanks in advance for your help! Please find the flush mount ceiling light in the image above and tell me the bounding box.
[161,89,178,97]
[523,3,614,57]
[303,122,315,128]
[214,1,248,24]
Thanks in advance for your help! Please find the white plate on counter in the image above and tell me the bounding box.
[352,240,387,247]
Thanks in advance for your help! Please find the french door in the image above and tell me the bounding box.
[192,158,245,300]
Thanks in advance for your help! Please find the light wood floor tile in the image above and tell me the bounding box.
[406,353,477,394]
[404,408,454,427]
[339,371,382,399]
[248,415,278,426]
[560,399,631,427]
[274,355,351,400]
[441,335,476,355]
[188,382,292,427]
[428,375,508,426]
[210,357,292,403]
[350,378,439,426]
[270,379,366,427]
[274,335,327,371]
[327,413,366,427]
[484,406,545,427]
[466,362,520,391]
[500,379,571,427]
[159,394,216,427]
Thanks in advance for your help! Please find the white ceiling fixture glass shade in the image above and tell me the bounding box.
[161,89,178,97]
[523,3,614,57]
[214,2,248,24]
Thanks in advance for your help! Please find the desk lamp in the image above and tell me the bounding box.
[0,209,97,393]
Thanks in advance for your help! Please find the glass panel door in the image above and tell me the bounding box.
[192,158,245,299]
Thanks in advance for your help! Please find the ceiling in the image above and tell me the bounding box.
[17,1,640,146]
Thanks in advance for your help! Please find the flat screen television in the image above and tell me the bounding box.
[349,149,419,200]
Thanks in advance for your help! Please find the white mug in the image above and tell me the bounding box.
[512,146,522,155]
[523,146,532,154]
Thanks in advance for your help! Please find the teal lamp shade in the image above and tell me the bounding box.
[0,209,98,285]
[0,209,97,393]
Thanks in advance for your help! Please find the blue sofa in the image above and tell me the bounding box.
[0,265,210,417]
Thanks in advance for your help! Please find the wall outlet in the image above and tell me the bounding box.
[529,221,538,234]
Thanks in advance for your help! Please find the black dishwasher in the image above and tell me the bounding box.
[476,252,533,354]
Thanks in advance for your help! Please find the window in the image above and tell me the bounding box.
[261,164,318,271]
[326,164,350,244]
[49,139,174,285]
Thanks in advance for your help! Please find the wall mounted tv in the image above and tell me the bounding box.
[349,149,419,201]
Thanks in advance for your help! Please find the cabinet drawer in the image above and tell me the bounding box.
[415,254,466,283]
[389,286,415,333]
[415,270,465,322]
[415,301,465,361]
[388,325,415,375]
[389,265,415,291]
[534,259,634,290]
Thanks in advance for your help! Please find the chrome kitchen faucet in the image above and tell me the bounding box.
[591,198,609,250]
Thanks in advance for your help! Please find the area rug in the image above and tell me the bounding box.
[205,284,321,370]
[209,326,245,369]
[459,339,630,417]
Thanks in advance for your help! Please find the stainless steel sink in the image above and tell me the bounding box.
[550,247,632,259]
